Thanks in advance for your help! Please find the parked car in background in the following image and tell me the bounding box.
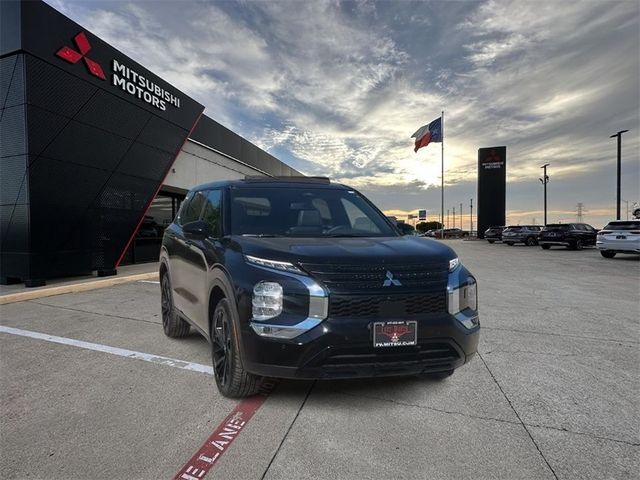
[396,222,419,236]
[538,223,598,250]
[596,220,640,258]
[484,226,505,243]
[434,228,469,239]
[502,225,543,246]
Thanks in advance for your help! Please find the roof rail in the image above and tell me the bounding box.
[243,176,331,184]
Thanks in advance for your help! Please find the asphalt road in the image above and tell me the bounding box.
[1,240,638,479]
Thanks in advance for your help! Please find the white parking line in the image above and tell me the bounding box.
[0,325,213,375]
[139,280,160,284]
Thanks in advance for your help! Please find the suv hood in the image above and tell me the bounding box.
[231,235,455,265]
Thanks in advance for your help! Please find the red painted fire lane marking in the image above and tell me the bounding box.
[174,382,276,480]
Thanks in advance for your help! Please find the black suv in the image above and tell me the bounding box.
[159,177,479,397]
[484,226,504,243]
[538,223,598,250]
[501,225,543,246]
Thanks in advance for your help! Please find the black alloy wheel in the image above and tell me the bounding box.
[210,299,261,398]
[573,238,583,250]
[161,273,190,338]
[212,304,232,389]
[526,237,536,246]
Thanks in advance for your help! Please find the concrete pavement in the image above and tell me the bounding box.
[1,240,638,479]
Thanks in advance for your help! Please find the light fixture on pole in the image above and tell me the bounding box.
[539,164,550,226]
[610,130,629,220]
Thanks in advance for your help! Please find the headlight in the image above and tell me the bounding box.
[245,254,303,274]
[448,279,477,315]
[449,257,460,272]
[252,281,283,321]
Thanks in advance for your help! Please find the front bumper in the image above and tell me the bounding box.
[240,312,479,379]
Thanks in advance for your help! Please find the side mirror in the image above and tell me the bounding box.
[182,220,211,237]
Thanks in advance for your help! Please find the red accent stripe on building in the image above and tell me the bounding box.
[173,382,276,480]
[115,111,203,268]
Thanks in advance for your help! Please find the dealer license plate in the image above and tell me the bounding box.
[373,321,417,348]
[616,235,626,239]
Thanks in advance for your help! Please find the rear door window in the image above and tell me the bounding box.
[178,191,206,226]
[201,189,222,237]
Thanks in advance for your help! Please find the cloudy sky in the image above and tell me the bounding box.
[48,0,639,227]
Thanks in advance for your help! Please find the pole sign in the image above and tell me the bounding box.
[418,210,427,221]
[477,147,506,239]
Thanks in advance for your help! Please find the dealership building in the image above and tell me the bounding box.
[1,0,300,287]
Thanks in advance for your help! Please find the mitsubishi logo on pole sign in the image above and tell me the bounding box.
[55,31,181,112]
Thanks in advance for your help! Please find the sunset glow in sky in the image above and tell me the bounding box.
[48,0,640,228]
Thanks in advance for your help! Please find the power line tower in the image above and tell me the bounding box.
[575,203,587,222]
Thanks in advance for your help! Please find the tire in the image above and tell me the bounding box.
[526,237,536,246]
[505,242,514,246]
[541,244,551,250]
[419,369,454,380]
[487,240,495,244]
[600,250,616,258]
[211,298,261,398]
[160,272,190,338]
[571,238,583,250]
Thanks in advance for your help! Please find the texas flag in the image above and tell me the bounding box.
[411,117,442,152]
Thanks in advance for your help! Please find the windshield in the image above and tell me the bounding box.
[229,186,398,237]
[504,226,522,232]
[603,221,640,231]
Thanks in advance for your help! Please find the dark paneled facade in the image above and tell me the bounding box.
[1,1,203,284]
[191,116,301,177]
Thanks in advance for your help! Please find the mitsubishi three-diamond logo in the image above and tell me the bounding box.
[56,32,106,80]
[382,270,402,287]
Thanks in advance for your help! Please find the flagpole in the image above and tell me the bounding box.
[441,110,444,239]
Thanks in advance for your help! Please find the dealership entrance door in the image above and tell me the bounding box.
[119,190,185,265]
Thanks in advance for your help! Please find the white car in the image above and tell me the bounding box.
[596,220,640,258]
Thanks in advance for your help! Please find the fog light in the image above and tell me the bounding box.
[448,279,477,315]
[252,281,283,321]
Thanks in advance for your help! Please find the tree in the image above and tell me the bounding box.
[416,221,442,232]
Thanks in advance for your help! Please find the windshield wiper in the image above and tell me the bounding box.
[241,234,283,238]
[323,233,367,238]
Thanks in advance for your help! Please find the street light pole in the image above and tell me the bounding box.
[610,130,629,220]
[539,164,550,226]
[470,198,473,234]
[453,207,456,228]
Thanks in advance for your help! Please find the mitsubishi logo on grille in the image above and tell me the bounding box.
[383,270,402,287]
[56,32,106,80]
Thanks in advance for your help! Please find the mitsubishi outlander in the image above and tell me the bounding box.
[159,177,480,397]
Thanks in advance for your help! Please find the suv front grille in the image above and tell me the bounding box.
[301,263,448,293]
[330,293,446,318]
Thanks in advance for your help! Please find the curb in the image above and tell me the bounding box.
[0,272,159,305]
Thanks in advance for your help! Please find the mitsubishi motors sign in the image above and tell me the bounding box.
[111,59,181,111]
[7,1,201,129]
[55,31,182,112]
